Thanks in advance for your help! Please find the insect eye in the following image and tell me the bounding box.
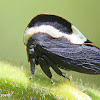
[29,48,34,54]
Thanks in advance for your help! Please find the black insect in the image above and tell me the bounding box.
[24,14,100,84]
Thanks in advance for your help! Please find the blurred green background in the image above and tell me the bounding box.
[0,0,100,91]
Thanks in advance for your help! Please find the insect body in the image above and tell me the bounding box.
[24,14,100,84]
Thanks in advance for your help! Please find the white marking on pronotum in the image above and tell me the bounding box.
[24,25,87,45]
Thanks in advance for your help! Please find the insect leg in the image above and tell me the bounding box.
[27,46,36,80]
[38,57,54,84]
[29,58,35,80]
[42,55,71,81]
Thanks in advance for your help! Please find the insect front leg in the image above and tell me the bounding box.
[27,46,36,80]
[29,58,35,80]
